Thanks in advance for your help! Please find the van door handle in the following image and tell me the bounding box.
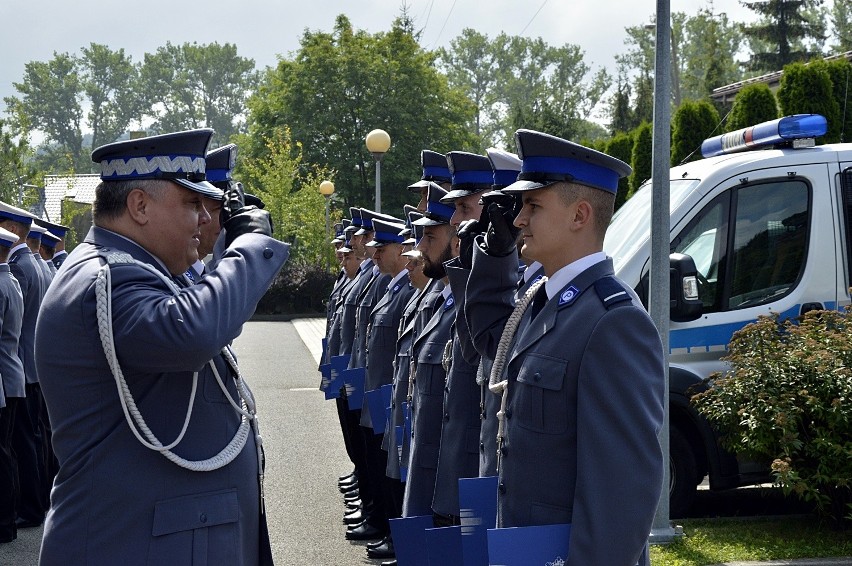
[801,302,823,315]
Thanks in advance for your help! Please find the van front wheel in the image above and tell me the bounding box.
[670,427,698,518]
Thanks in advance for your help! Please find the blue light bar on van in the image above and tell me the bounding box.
[700,114,828,158]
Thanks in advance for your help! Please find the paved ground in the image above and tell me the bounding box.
[1,318,848,565]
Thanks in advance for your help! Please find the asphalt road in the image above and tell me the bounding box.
[0,320,382,566]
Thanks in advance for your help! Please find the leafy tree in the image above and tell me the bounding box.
[5,52,86,172]
[828,0,852,53]
[672,100,721,165]
[0,118,36,204]
[604,131,634,209]
[777,61,841,142]
[681,8,744,99]
[606,63,633,135]
[245,15,477,216]
[725,83,779,132]
[234,126,334,268]
[824,58,852,143]
[80,44,144,150]
[630,121,653,194]
[140,42,258,146]
[740,0,827,73]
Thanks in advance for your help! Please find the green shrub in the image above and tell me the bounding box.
[726,83,778,132]
[604,131,633,210]
[692,310,852,527]
[630,121,653,195]
[825,58,852,143]
[778,61,841,143]
[672,99,720,165]
[256,261,337,315]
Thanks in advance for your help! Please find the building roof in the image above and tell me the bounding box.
[41,174,100,224]
[710,50,852,104]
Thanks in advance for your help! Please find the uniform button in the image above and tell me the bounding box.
[479,442,485,452]
[199,512,208,524]
[498,482,506,494]
[427,353,432,359]
[391,402,396,409]
[533,372,541,382]
[263,248,273,259]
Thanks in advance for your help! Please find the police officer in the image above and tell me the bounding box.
[431,151,494,525]
[0,227,24,543]
[402,183,458,519]
[38,231,61,274]
[0,201,47,529]
[39,221,69,270]
[466,129,665,566]
[34,129,287,565]
[408,150,453,212]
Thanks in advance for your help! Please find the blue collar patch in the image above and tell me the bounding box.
[444,294,455,310]
[558,285,580,307]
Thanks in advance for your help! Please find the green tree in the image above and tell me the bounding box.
[681,8,743,99]
[777,61,841,142]
[630,121,653,194]
[0,118,35,204]
[606,63,633,135]
[828,0,852,53]
[80,43,144,150]
[824,58,852,143]
[604,131,634,209]
[726,83,779,132]
[740,0,827,73]
[5,52,86,172]
[140,42,257,146]
[245,15,477,216]
[672,100,721,165]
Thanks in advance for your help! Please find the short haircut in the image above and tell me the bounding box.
[92,179,170,225]
[0,218,29,239]
[552,181,615,240]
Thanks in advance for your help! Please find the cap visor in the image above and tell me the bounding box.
[355,228,372,236]
[501,179,557,193]
[407,179,430,191]
[402,237,416,246]
[173,178,225,200]
[412,215,447,226]
[339,245,353,253]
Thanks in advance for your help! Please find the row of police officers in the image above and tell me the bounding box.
[0,202,69,544]
[321,131,666,566]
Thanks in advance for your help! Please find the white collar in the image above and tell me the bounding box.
[10,243,28,257]
[441,284,453,300]
[523,260,543,283]
[544,252,607,299]
[359,258,372,270]
[192,259,205,275]
[372,264,381,276]
[387,268,408,290]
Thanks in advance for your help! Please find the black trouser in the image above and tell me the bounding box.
[0,400,19,540]
[432,511,460,527]
[39,391,58,504]
[335,395,357,468]
[345,408,371,507]
[11,384,46,522]
[362,427,392,533]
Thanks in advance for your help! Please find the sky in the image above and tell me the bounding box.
[0,0,835,129]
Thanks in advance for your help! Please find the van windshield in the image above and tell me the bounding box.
[604,179,700,272]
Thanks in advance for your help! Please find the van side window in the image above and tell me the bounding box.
[673,179,810,312]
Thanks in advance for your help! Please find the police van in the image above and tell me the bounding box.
[602,114,852,516]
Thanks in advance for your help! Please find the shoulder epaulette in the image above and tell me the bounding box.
[594,276,632,309]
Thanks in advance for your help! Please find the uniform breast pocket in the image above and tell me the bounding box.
[416,341,448,397]
[149,489,239,566]
[513,353,570,434]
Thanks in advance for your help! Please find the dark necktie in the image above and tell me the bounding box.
[529,285,548,320]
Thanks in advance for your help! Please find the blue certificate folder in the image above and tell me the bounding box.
[487,523,571,566]
[325,355,350,400]
[364,384,394,435]
[459,476,498,566]
[318,362,331,391]
[425,525,463,566]
[342,367,365,410]
[389,515,434,566]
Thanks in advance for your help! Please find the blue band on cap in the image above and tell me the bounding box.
[0,240,13,248]
[0,212,32,225]
[427,200,455,220]
[351,217,362,227]
[522,156,619,192]
[362,218,374,230]
[423,166,451,180]
[494,169,520,187]
[27,231,42,240]
[374,231,404,243]
[206,168,231,182]
[452,170,493,186]
[48,228,68,238]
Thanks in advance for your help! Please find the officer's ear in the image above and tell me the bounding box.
[126,188,151,226]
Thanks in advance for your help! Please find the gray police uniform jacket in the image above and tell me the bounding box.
[383,286,423,479]
[51,250,67,269]
[326,275,358,362]
[325,270,347,332]
[10,246,46,385]
[37,254,54,285]
[339,261,374,357]
[402,289,456,517]
[350,270,390,370]
[360,273,414,429]
[0,264,25,400]
[431,260,482,516]
[466,249,664,566]
[34,226,289,566]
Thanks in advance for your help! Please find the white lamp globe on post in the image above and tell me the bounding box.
[319,180,335,270]
[365,129,391,213]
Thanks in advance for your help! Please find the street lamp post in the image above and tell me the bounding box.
[319,180,335,270]
[365,129,391,213]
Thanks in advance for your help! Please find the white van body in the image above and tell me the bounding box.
[603,137,852,515]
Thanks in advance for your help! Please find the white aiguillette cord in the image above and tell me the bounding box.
[94,252,262,478]
[489,275,547,472]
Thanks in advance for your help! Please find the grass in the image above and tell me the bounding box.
[650,516,851,565]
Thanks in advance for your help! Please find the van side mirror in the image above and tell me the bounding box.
[670,253,702,322]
